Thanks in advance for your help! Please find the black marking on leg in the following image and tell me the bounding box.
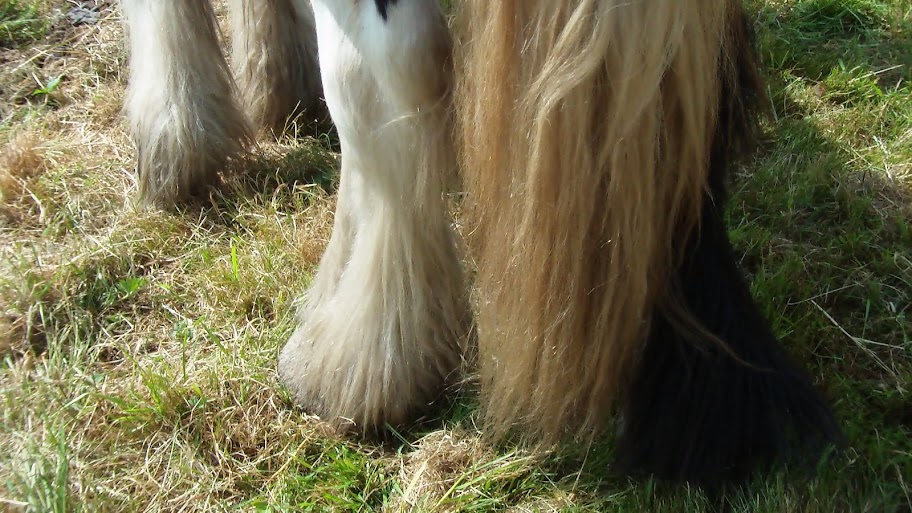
[374,0,399,21]
[613,5,842,486]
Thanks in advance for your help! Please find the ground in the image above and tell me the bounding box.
[0,0,910,511]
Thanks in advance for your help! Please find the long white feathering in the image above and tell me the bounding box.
[278,0,471,430]
[121,0,252,206]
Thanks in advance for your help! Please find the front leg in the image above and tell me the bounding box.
[278,0,470,431]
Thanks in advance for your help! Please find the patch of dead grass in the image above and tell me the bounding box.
[0,314,18,357]
[0,1,125,117]
[389,430,491,511]
[0,133,47,226]
[385,430,548,512]
[0,132,44,179]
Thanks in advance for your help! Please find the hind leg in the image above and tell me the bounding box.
[229,0,323,132]
[278,0,469,431]
[121,0,252,207]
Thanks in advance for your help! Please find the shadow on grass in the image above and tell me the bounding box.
[182,135,340,230]
[232,137,339,197]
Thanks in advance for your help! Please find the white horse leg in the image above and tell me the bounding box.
[229,0,323,132]
[121,0,252,206]
[278,0,469,430]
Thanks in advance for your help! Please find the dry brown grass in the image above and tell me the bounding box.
[0,2,346,511]
[384,430,548,513]
[0,133,47,221]
[388,431,490,512]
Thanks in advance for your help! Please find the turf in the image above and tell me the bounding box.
[1,0,910,511]
[0,0,47,47]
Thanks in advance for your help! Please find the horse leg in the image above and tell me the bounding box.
[278,0,469,431]
[229,0,324,132]
[456,0,839,483]
[613,2,841,484]
[121,0,252,207]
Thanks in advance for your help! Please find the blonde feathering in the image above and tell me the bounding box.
[455,0,737,442]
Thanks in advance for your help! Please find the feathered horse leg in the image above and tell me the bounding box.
[279,0,470,431]
[457,0,716,444]
[456,0,839,483]
[121,0,252,207]
[614,4,841,484]
[229,0,324,132]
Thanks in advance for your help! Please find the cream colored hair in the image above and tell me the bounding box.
[278,0,470,430]
[122,0,322,206]
[230,0,323,132]
[456,0,733,442]
[122,0,253,206]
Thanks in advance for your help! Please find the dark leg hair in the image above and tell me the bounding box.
[614,4,842,485]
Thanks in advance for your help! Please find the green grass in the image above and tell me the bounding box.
[0,0,47,47]
[1,0,911,511]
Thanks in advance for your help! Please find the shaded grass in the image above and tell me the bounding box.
[0,0,910,512]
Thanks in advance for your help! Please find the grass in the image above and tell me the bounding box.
[1,0,910,511]
[0,0,47,47]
